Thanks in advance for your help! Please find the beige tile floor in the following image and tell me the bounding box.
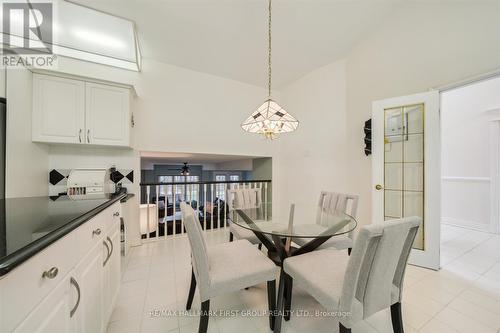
[107,224,500,333]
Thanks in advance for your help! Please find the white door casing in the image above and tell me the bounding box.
[486,107,500,234]
[372,90,440,270]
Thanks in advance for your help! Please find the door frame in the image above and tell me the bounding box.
[372,90,441,270]
[485,107,500,234]
[439,73,500,235]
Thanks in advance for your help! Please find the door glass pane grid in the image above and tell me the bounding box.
[384,104,424,250]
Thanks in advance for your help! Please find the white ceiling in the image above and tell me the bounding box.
[70,0,400,87]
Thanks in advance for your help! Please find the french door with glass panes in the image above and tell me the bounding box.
[372,91,440,270]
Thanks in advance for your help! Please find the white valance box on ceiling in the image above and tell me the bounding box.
[1,0,141,71]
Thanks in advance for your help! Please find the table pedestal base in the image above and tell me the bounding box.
[267,247,298,266]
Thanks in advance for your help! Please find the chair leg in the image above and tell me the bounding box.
[186,268,196,310]
[199,300,210,333]
[339,323,351,333]
[229,232,234,242]
[258,243,262,250]
[267,280,276,330]
[284,274,293,321]
[391,302,404,333]
[347,247,352,256]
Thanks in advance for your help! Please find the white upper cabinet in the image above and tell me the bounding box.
[85,83,130,146]
[33,74,85,144]
[32,73,132,147]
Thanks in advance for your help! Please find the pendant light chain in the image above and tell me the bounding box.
[267,0,272,98]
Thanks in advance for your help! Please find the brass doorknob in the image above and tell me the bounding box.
[375,184,383,190]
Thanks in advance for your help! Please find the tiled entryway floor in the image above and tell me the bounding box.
[107,225,500,333]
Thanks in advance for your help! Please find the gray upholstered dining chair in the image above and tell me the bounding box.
[276,217,421,333]
[180,202,278,333]
[228,187,263,248]
[293,191,359,255]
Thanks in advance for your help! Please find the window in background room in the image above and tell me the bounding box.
[158,175,199,203]
[215,175,226,200]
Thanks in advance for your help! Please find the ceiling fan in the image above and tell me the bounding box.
[168,162,190,176]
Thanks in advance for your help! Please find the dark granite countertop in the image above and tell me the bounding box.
[121,193,135,203]
[0,193,129,276]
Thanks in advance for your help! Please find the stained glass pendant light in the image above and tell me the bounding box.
[241,0,299,139]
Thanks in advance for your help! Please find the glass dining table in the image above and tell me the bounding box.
[229,202,358,264]
[229,202,357,331]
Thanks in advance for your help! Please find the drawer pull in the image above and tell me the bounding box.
[103,240,111,266]
[70,277,81,318]
[42,267,59,279]
[113,212,120,217]
[107,236,114,259]
[92,228,102,236]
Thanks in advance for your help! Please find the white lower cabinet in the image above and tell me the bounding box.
[3,203,122,333]
[13,275,75,333]
[73,243,104,333]
[103,223,120,323]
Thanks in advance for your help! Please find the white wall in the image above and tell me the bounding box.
[441,77,500,231]
[50,57,282,187]
[345,2,500,228]
[46,56,281,245]
[279,59,348,222]
[46,56,348,225]
[7,0,500,237]
[5,67,50,198]
[49,56,274,154]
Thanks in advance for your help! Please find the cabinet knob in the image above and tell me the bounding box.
[375,184,384,191]
[92,228,102,236]
[113,212,120,217]
[42,267,59,279]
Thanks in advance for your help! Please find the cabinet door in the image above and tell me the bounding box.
[74,243,104,333]
[102,224,121,324]
[85,82,130,147]
[33,74,85,144]
[14,275,75,333]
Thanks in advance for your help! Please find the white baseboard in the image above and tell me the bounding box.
[442,217,492,233]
